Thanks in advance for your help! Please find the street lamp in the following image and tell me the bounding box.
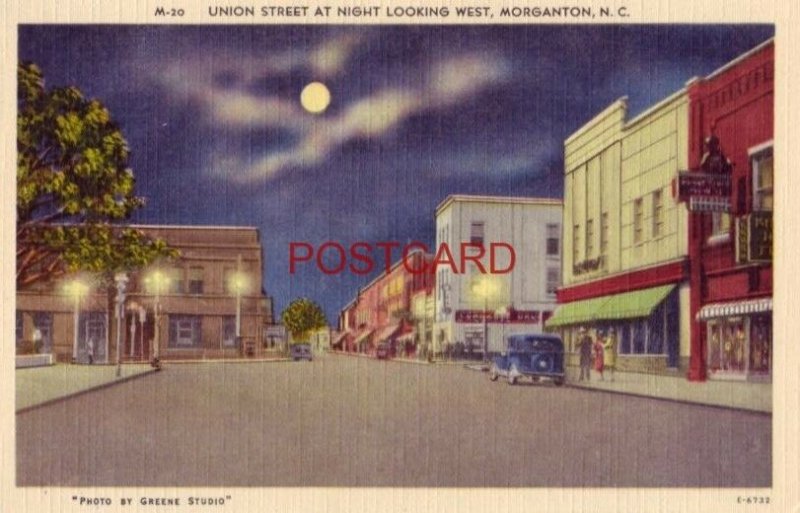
[227,271,250,339]
[471,276,499,362]
[64,277,90,363]
[495,305,510,352]
[114,272,129,377]
[144,269,171,364]
[137,304,146,358]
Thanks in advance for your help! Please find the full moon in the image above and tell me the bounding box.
[300,82,331,114]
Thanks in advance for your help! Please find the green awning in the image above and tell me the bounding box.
[544,296,612,328]
[545,284,675,328]
[595,284,674,320]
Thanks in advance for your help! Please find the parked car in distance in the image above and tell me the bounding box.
[489,334,565,386]
[375,343,390,359]
[290,343,313,361]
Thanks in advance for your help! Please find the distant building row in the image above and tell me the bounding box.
[336,195,563,358]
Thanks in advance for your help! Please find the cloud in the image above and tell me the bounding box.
[429,54,511,103]
[309,33,365,77]
[209,90,306,128]
[237,52,511,182]
[147,39,511,183]
[151,31,369,131]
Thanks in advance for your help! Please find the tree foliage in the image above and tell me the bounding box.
[281,298,328,342]
[16,62,176,287]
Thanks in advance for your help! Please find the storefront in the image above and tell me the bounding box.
[697,298,771,379]
[684,39,774,381]
[546,284,681,372]
[353,329,373,353]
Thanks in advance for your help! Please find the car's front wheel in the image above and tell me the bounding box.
[553,376,565,386]
[507,364,518,386]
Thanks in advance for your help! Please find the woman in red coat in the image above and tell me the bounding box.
[593,335,605,380]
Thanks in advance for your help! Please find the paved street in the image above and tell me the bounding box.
[16,354,770,487]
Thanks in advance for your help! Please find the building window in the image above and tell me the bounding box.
[81,312,107,360]
[573,224,580,264]
[546,223,560,256]
[546,267,559,296]
[222,316,237,347]
[170,267,184,294]
[223,267,234,294]
[652,190,664,237]
[33,312,54,353]
[188,266,204,294]
[585,219,594,257]
[711,212,731,238]
[707,317,747,373]
[752,147,773,211]
[470,221,484,246]
[169,315,202,348]
[633,198,643,244]
[750,315,771,373]
[15,311,23,350]
[600,212,609,256]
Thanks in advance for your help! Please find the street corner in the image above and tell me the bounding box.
[16,363,158,413]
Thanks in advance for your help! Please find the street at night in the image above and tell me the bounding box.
[16,354,770,487]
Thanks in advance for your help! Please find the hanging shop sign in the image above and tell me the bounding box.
[688,196,731,212]
[675,171,731,199]
[455,309,540,324]
[736,212,773,263]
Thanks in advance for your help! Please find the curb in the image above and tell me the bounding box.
[330,351,480,366]
[160,358,290,364]
[16,367,161,415]
[467,362,769,415]
[564,381,772,416]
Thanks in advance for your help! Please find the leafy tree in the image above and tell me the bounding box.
[16,62,175,288]
[281,298,328,343]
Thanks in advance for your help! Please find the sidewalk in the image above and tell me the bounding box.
[564,366,770,413]
[463,363,770,413]
[16,363,156,413]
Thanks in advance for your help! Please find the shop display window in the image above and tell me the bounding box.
[706,315,770,376]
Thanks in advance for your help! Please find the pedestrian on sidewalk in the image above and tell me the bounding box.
[578,327,593,381]
[603,328,617,382]
[593,333,605,380]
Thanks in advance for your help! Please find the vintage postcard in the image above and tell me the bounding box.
[1,1,797,512]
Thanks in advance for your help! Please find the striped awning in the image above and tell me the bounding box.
[376,324,401,343]
[332,331,350,345]
[697,297,772,320]
[353,329,374,346]
[396,330,416,343]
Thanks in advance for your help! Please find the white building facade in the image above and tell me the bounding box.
[433,195,563,357]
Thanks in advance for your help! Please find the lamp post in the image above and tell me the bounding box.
[114,272,129,377]
[227,256,250,351]
[471,277,498,362]
[138,304,146,359]
[144,269,171,364]
[65,278,89,363]
[128,301,139,358]
[495,305,509,350]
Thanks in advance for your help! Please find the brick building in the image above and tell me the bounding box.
[15,225,274,362]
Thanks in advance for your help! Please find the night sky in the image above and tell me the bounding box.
[18,25,774,321]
